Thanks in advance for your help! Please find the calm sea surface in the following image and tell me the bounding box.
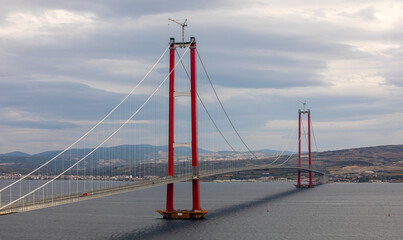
[0,182,402,240]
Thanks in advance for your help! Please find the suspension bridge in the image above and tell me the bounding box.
[0,37,326,218]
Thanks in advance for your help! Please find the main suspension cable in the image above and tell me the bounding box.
[0,43,191,210]
[196,50,258,159]
[175,49,239,155]
[275,144,298,167]
[273,127,301,167]
[0,44,170,194]
[268,123,297,165]
[310,120,319,152]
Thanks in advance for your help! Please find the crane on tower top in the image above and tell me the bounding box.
[298,100,307,112]
[168,18,187,43]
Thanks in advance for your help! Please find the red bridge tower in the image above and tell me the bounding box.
[156,37,208,219]
[296,104,315,188]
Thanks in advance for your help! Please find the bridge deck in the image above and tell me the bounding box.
[0,165,326,215]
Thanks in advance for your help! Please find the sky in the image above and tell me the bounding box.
[0,0,402,154]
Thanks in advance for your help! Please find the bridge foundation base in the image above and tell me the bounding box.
[155,210,208,219]
[295,184,315,188]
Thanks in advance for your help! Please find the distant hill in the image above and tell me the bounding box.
[0,151,31,157]
[2,144,402,174]
[255,149,293,155]
[0,144,215,173]
[29,145,213,159]
[31,144,166,159]
[312,144,403,170]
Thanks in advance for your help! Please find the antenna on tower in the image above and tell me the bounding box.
[168,18,188,43]
[298,100,307,111]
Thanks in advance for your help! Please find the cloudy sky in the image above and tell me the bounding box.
[0,0,402,154]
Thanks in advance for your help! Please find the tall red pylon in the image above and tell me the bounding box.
[296,105,315,188]
[166,38,175,212]
[156,37,208,219]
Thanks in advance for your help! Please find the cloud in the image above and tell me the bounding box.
[0,80,123,120]
[0,108,79,130]
[344,41,401,56]
[3,119,78,130]
[0,9,96,41]
[0,0,402,153]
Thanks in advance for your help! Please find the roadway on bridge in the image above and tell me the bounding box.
[0,165,326,215]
